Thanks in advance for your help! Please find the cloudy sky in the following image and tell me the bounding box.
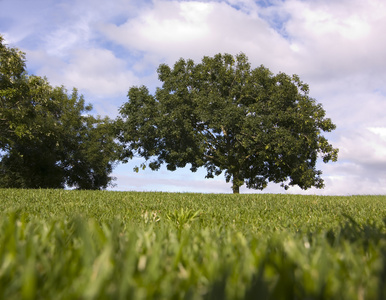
[1,0,385,194]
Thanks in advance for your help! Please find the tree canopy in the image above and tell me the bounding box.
[118,53,338,193]
[0,35,119,189]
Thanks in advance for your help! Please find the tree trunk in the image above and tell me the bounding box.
[232,184,240,194]
[232,170,241,194]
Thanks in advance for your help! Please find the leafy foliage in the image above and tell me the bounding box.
[0,35,119,189]
[118,53,338,193]
[0,189,385,299]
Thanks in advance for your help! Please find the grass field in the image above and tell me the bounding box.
[0,189,385,299]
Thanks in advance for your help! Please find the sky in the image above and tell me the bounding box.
[1,0,385,195]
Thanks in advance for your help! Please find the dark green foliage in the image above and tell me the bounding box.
[118,53,338,193]
[0,35,119,189]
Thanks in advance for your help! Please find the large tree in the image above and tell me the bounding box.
[118,53,338,193]
[0,35,119,189]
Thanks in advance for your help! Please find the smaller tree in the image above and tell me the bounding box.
[0,35,119,189]
[64,114,119,190]
[118,53,338,193]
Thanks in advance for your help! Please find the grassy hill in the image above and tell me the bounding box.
[0,189,385,299]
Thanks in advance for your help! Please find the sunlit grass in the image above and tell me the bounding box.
[0,189,385,299]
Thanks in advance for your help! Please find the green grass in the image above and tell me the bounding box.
[0,189,385,299]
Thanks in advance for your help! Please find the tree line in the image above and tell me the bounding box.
[0,35,338,193]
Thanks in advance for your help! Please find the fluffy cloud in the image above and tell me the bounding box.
[309,127,385,195]
[100,1,293,68]
[60,48,138,96]
[27,48,141,116]
[339,128,386,167]
[280,0,386,79]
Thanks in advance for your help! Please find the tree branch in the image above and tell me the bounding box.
[221,125,227,137]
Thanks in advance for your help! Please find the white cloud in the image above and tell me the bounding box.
[312,127,386,195]
[26,48,141,116]
[311,81,386,132]
[279,0,386,80]
[339,128,386,166]
[31,48,139,96]
[100,0,293,68]
[44,21,92,57]
[368,127,386,139]
[64,48,138,95]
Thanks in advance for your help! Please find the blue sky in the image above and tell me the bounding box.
[1,0,386,194]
